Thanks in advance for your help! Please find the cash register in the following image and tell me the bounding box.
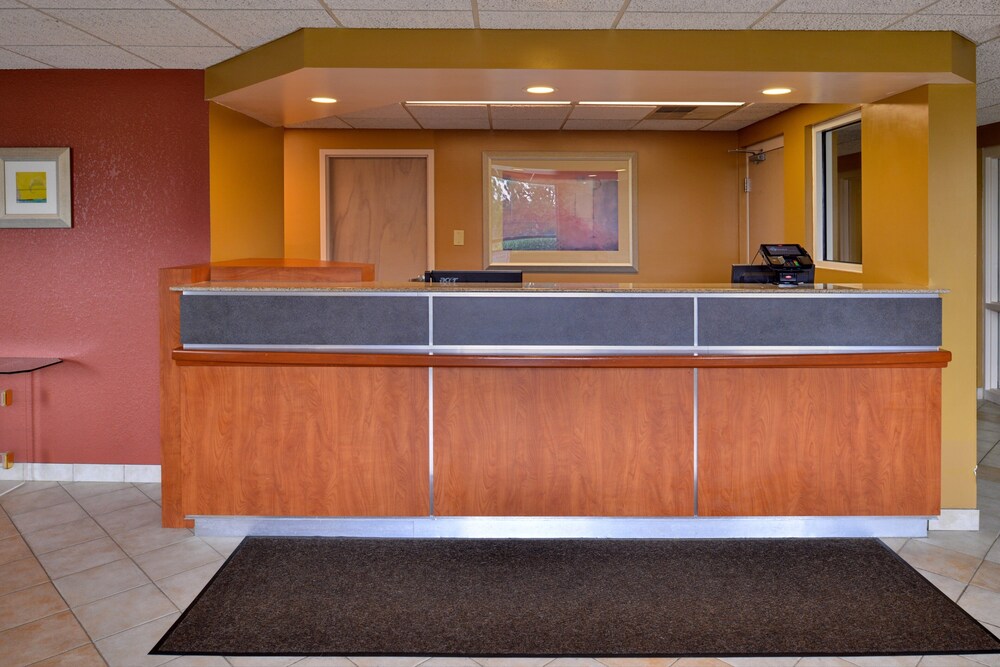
[731,244,815,285]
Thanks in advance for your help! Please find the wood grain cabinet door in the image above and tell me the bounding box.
[697,367,941,517]
[179,365,430,517]
[432,367,695,517]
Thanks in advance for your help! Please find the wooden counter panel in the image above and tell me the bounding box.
[698,367,941,516]
[433,367,694,517]
[180,365,429,517]
[160,266,210,528]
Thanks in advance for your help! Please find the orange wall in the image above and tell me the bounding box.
[210,103,285,260]
[283,130,740,283]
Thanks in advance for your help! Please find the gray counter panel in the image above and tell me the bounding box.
[697,297,942,347]
[180,294,429,346]
[433,296,695,347]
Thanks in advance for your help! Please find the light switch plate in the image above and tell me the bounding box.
[453,229,465,246]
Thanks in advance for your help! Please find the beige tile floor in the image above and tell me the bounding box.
[6,405,1000,667]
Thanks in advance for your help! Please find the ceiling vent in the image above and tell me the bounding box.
[648,104,743,121]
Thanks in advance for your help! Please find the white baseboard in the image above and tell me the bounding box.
[0,463,160,483]
[928,509,980,531]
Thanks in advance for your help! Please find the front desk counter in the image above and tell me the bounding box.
[161,278,949,538]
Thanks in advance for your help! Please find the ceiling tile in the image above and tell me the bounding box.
[569,104,655,120]
[342,116,421,129]
[775,0,929,13]
[408,104,489,121]
[0,9,104,45]
[286,116,353,128]
[422,119,491,129]
[479,11,616,28]
[924,1,1000,15]
[724,102,797,120]
[338,103,409,120]
[25,0,170,7]
[979,41,1000,81]
[563,119,638,130]
[128,45,239,68]
[979,77,1000,109]
[0,47,51,67]
[174,0,318,7]
[889,14,1000,43]
[629,0,773,10]
[616,12,756,29]
[491,118,566,130]
[979,103,1000,126]
[755,13,901,30]
[633,118,711,130]
[189,10,335,49]
[490,104,571,120]
[334,10,474,28]
[327,0,470,8]
[480,0,621,10]
[701,118,755,131]
[45,9,229,46]
[7,44,155,67]
[0,0,22,5]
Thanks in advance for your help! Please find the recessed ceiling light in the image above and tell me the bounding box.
[310,97,338,104]
[761,88,793,96]
[526,86,556,94]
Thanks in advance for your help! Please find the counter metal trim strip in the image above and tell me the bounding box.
[182,289,942,299]
[181,343,942,355]
[693,368,699,518]
[191,515,930,539]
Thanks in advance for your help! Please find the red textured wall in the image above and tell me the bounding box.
[0,70,209,466]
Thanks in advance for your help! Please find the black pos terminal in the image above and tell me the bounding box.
[731,244,815,285]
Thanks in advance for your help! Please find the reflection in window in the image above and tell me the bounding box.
[816,114,862,265]
[492,170,620,252]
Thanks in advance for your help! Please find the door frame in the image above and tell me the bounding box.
[983,146,1000,403]
[738,135,784,263]
[319,149,436,269]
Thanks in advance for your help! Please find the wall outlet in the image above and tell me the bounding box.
[453,229,465,246]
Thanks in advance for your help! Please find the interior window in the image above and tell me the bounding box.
[814,113,862,266]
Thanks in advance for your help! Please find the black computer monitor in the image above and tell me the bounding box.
[424,270,523,284]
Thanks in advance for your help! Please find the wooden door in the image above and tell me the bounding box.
[327,157,427,282]
[739,141,785,262]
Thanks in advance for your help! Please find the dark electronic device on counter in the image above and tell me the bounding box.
[731,244,815,285]
[423,270,523,284]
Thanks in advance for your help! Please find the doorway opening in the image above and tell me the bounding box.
[738,136,785,263]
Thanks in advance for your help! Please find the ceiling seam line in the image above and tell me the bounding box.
[471,0,480,29]
[164,1,241,49]
[17,6,165,67]
[316,0,346,29]
[611,0,631,30]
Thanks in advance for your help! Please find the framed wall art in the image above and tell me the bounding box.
[483,152,637,272]
[0,147,72,228]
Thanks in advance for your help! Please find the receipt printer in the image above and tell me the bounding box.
[732,244,815,285]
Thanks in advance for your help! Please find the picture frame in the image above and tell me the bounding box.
[0,147,72,228]
[483,151,637,273]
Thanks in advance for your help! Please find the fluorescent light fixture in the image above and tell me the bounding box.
[761,88,793,96]
[526,86,556,94]
[577,101,743,106]
[310,97,338,104]
[405,100,571,106]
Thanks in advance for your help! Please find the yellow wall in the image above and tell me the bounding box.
[209,103,285,261]
[739,87,978,509]
[928,84,978,509]
[283,129,739,283]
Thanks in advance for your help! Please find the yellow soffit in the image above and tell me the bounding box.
[205,28,976,100]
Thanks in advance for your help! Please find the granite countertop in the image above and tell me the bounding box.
[173,281,946,294]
